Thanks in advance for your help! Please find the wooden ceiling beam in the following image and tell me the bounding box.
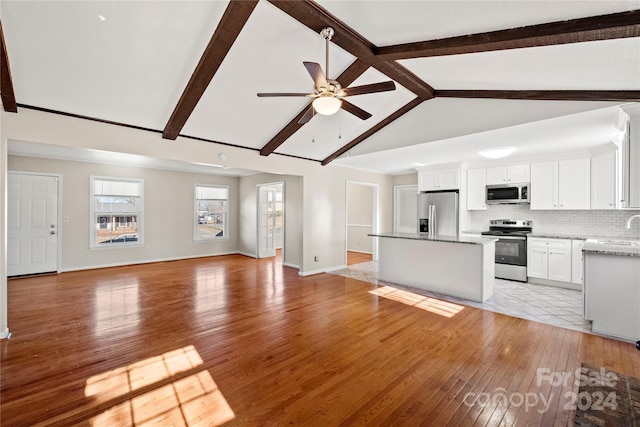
[267,0,434,99]
[0,21,18,113]
[162,0,258,140]
[435,90,640,102]
[260,59,369,156]
[376,10,640,60]
[321,97,424,165]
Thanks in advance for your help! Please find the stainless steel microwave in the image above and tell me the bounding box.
[486,183,530,204]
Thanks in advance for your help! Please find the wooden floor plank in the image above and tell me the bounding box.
[2,254,640,426]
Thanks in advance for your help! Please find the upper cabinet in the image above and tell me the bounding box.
[418,168,460,191]
[530,162,558,209]
[486,164,530,185]
[530,159,590,210]
[466,168,487,210]
[590,151,618,210]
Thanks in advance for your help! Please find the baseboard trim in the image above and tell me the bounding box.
[60,251,242,273]
[346,250,373,255]
[299,264,347,277]
[0,328,10,340]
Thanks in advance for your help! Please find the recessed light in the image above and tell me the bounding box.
[479,147,516,159]
[97,15,106,21]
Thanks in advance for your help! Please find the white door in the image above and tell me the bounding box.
[8,173,59,276]
[257,185,276,258]
[394,185,418,233]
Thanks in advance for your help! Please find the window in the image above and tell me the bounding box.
[91,177,143,248]
[195,185,228,241]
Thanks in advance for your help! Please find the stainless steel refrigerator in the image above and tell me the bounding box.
[417,190,459,236]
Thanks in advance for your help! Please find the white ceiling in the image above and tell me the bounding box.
[2,0,639,176]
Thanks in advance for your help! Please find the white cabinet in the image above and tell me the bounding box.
[571,240,585,285]
[590,151,618,209]
[530,162,558,209]
[530,159,590,210]
[486,164,530,185]
[466,168,487,210]
[559,158,590,209]
[527,238,572,283]
[418,169,459,191]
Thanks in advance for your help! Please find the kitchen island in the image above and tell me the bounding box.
[583,240,640,341]
[369,232,496,302]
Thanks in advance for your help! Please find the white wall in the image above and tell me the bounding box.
[1,108,393,275]
[9,155,241,270]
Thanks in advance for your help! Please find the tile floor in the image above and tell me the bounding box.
[330,261,593,334]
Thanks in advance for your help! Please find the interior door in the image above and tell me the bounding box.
[8,173,59,276]
[257,185,276,258]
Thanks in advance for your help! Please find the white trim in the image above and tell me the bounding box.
[346,223,374,228]
[346,249,373,255]
[0,328,10,340]
[60,251,240,273]
[236,251,257,259]
[299,264,347,276]
[282,262,299,269]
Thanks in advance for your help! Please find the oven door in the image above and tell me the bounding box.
[494,236,527,266]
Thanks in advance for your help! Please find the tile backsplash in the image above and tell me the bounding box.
[467,205,640,239]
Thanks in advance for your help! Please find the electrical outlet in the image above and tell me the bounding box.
[314,255,319,262]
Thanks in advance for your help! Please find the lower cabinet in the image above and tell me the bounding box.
[571,240,586,285]
[527,238,572,283]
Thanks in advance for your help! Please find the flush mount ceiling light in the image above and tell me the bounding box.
[479,147,516,159]
[312,94,342,115]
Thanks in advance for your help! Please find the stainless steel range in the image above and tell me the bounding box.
[481,219,532,282]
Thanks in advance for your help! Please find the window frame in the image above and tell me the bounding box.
[90,176,144,249]
[194,183,229,242]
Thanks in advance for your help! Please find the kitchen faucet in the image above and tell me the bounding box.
[625,214,640,229]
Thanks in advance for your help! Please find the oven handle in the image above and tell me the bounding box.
[490,235,527,240]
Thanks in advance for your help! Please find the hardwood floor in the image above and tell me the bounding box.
[347,251,373,265]
[2,254,639,426]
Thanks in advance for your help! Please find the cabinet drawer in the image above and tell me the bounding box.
[528,238,571,249]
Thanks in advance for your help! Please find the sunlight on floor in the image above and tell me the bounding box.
[370,286,465,318]
[84,345,234,426]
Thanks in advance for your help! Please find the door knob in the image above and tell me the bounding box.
[50,231,56,235]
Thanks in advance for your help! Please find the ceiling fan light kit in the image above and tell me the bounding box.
[257,26,396,124]
[312,94,342,115]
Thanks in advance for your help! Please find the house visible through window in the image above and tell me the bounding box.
[195,185,228,240]
[91,177,143,247]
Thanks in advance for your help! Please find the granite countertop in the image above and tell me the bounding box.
[369,232,497,246]
[528,233,589,240]
[582,240,640,257]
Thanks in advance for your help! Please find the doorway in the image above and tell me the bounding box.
[345,181,378,266]
[257,182,284,259]
[7,172,61,276]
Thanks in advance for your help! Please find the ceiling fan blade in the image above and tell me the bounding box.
[298,105,315,124]
[340,100,372,120]
[257,93,313,97]
[303,61,328,89]
[342,81,396,97]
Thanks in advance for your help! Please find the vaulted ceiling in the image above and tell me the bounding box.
[1,1,639,175]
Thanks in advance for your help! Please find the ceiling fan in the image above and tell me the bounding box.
[257,27,396,124]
